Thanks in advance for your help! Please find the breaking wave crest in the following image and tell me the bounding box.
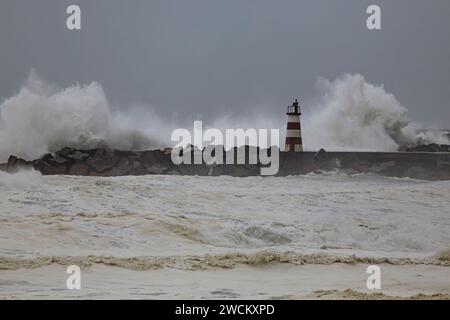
[1,251,449,271]
[303,74,449,151]
[436,247,450,262]
[0,71,159,162]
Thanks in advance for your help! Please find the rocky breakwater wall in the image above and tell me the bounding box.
[1,145,450,180]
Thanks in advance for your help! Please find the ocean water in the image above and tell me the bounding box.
[1,170,449,263]
[1,170,450,299]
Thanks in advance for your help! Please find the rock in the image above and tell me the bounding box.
[404,144,450,152]
[93,148,107,158]
[68,162,91,175]
[15,158,27,167]
[102,157,133,176]
[49,156,70,165]
[145,164,169,174]
[7,155,18,167]
[127,160,149,175]
[5,155,30,172]
[221,163,259,177]
[40,153,54,162]
[34,161,67,174]
[67,151,90,161]
[141,150,157,167]
[56,147,76,159]
[87,149,119,173]
[314,148,328,161]
[207,164,223,176]
[33,152,71,175]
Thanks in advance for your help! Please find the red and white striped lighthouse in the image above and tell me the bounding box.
[284,98,303,152]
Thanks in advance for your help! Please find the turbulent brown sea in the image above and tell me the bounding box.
[1,170,449,299]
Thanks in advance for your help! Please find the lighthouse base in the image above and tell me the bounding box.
[284,144,303,152]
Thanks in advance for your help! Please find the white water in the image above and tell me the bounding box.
[303,74,448,151]
[0,71,161,162]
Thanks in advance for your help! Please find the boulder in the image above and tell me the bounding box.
[7,155,18,167]
[48,156,70,165]
[56,147,77,159]
[87,149,119,173]
[102,157,133,176]
[34,161,67,174]
[128,160,149,175]
[40,153,54,162]
[314,148,328,161]
[5,155,30,172]
[68,162,91,175]
[145,164,169,174]
[15,158,27,167]
[67,151,90,161]
[404,144,450,152]
[141,150,157,168]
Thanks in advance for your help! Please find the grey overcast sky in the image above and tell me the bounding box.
[1,0,449,126]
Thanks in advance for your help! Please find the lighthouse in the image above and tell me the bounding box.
[284,98,303,152]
